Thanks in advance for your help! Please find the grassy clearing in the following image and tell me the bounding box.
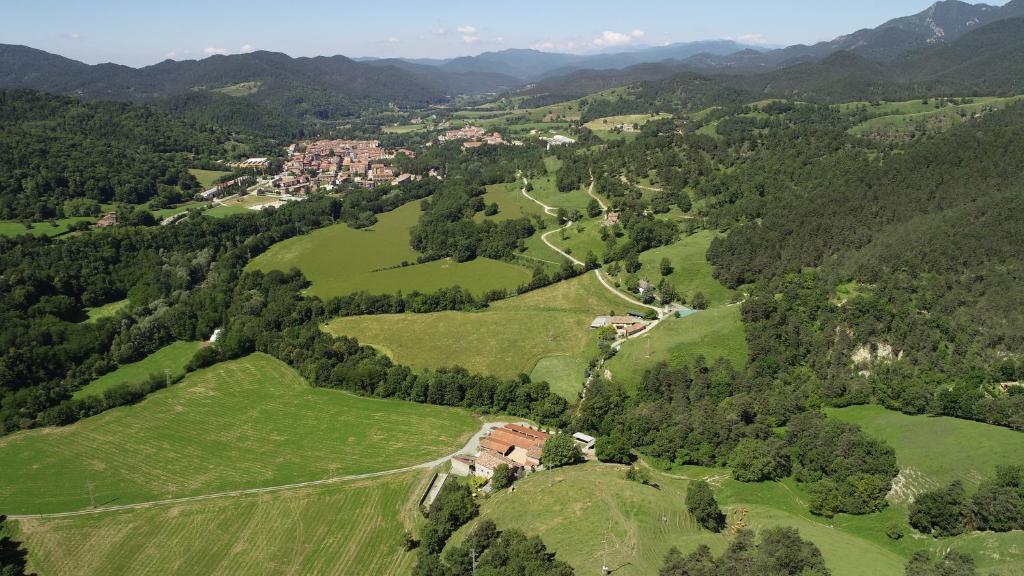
[604,306,748,392]
[547,217,617,261]
[188,169,232,189]
[248,200,531,298]
[0,353,478,514]
[325,274,630,400]
[455,461,908,576]
[383,123,428,134]
[527,157,591,211]
[83,299,130,323]
[584,113,669,130]
[827,404,1024,493]
[715,442,1024,576]
[13,471,425,576]
[475,182,550,223]
[72,341,202,400]
[0,217,95,238]
[638,231,735,306]
[846,96,1024,138]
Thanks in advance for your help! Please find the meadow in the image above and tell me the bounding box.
[188,168,232,188]
[637,231,735,306]
[0,353,478,514]
[845,95,1024,138]
[525,157,592,211]
[82,299,129,323]
[325,273,632,400]
[0,217,95,238]
[248,200,532,298]
[72,341,202,400]
[603,305,748,392]
[475,182,550,223]
[828,404,1024,495]
[454,462,907,576]
[12,471,427,576]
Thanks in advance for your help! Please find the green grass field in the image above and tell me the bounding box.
[475,182,551,223]
[846,96,1024,138]
[188,169,232,188]
[0,217,95,238]
[526,157,592,211]
[454,462,912,576]
[828,404,1024,496]
[83,299,130,323]
[638,231,735,306]
[72,341,202,400]
[714,406,1024,574]
[248,200,532,298]
[548,218,616,261]
[604,305,748,392]
[0,353,478,514]
[12,471,427,576]
[325,273,631,400]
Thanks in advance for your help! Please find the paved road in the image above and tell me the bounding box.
[8,421,522,521]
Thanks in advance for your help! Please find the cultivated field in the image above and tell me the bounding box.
[0,353,478,514]
[12,471,427,576]
[73,341,202,399]
[248,200,532,298]
[604,305,748,391]
[325,274,631,400]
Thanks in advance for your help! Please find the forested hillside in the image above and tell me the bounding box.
[0,90,277,220]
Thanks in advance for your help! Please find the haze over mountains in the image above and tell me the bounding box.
[1,0,1022,120]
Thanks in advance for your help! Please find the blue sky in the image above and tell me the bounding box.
[0,0,998,66]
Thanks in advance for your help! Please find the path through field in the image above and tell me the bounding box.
[8,421,517,520]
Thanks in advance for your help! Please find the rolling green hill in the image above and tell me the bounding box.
[0,353,477,514]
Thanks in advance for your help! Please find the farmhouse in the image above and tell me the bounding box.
[450,423,550,479]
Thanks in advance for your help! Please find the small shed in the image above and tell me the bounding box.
[450,455,475,477]
[572,432,596,448]
[590,316,611,329]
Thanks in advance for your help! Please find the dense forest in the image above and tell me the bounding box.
[0,90,278,220]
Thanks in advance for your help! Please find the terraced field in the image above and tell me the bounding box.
[248,200,532,298]
[325,274,630,400]
[12,472,426,576]
[0,353,478,514]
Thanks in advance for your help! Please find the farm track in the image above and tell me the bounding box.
[8,421,514,520]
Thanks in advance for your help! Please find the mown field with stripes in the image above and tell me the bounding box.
[0,353,478,515]
[11,472,427,575]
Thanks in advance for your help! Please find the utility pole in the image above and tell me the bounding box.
[164,368,171,387]
[471,548,477,576]
[86,480,96,508]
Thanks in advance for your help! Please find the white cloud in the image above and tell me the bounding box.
[734,33,770,45]
[592,29,645,48]
[457,25,477,34]
[239,43,255,53]
[61,32,83,41]
[434,26,447,35]
[495,36,505,44]
[387,36,400,44]
[462,35,479,44]
[531,41,556,51]
[204,47,229,56]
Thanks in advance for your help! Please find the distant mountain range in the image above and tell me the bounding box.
[0,0,1022,121]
